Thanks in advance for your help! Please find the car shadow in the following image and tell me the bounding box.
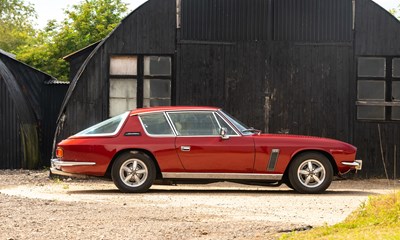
[65,187,379,196]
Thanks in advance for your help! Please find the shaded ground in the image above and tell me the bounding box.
[0,170,398,240]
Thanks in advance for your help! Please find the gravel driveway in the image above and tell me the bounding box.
[0,170,398,240]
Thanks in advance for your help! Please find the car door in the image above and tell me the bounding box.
[167,111,255,172]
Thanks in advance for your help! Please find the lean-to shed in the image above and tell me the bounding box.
[0,50,69,169]
[57,0,400,178]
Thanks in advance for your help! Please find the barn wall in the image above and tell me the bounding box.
[0,75,22,169]
[0,54,67,169]
[177,0,354,140]
[355,0,400,55]
[181,0,271,41]
[176,41,271,129]
[268,43,354,141]
[58,0,176,141]
[273,0,352,42]
[353,0,400,177]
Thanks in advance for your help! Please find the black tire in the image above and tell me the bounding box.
[111,151,156,193]
[288,152,333,194]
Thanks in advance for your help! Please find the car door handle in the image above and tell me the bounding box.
[181,146,191,152]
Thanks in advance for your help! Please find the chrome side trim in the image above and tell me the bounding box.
[51,159,96,168]
[342,160,362,170]
[161,172,283,181]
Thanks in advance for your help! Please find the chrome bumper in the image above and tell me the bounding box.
[51,158,96,168]
[342,160,362,170]
[50,159,96,178]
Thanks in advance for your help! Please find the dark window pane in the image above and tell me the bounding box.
[392,107,400,120]
[393,82,400,102]
[144,56,171,76]
[144,79,171,98]
[150,99,171,106]
[140,113,174,135]
[358,57,385,77]
[357,106,385,120]
[357,81,385,100]
[393,58,400,77]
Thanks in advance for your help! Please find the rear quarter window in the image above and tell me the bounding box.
[139,113,174,136]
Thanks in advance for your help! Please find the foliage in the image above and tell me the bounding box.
[280,191,400,240]
[0,0,36,52]
[15,0,128,81]
[389,1,400,19]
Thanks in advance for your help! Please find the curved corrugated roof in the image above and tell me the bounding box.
[57,1,149,122]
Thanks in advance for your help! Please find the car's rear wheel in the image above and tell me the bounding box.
[288,152,333,194]
[111,152,156,193]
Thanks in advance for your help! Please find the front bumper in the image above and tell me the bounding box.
[341,160,362,170]
[50,158,96,178]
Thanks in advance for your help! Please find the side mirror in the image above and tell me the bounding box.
[219,127,230,140]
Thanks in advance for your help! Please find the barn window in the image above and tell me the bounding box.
[109,55,172,117]
[143,56,172,108]
[393,58,400,78]
[393,59,400,120]
[357,57,400,121]
[109,56,138,117]
[357,57,385,77]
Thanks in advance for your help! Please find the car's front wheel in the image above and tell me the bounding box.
[288,152,333,194]
[111,152,156,193]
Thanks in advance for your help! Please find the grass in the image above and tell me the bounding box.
[281,191,400,240]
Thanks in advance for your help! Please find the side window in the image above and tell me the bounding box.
[140,113,174,135]
[215,113,238,135]
[168,112,220,136]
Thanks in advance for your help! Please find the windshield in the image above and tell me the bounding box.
[219,110,256,135]
[74,112,129,136]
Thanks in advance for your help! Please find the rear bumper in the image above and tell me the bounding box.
[50,158,96,178]
[341,160,362,170]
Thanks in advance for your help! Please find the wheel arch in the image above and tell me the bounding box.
[105,148,162,179]
[282,149,338,182]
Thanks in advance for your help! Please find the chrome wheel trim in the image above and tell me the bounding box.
[297,159,326,189]
[119,158,148,187]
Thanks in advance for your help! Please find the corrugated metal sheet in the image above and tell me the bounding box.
[0,53,68,169]
[0,75,22,169]
[181,0,271,41]
[355,0,400,55]
[273,0,353,42]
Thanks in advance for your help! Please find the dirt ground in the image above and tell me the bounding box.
[0,170,399,240]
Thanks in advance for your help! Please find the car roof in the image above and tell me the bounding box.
[130,106,220,115]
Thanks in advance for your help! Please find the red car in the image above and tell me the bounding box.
[51,106,362,194]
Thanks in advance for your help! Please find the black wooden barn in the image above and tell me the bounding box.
[0,49,69,169]
[57,0,400,178]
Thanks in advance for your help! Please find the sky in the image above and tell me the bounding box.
[29,0,399,29]
[29,0,148,29]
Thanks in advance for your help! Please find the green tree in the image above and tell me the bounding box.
[16,0,128,81]
[389,1,400,19]
[0,0,36,52]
